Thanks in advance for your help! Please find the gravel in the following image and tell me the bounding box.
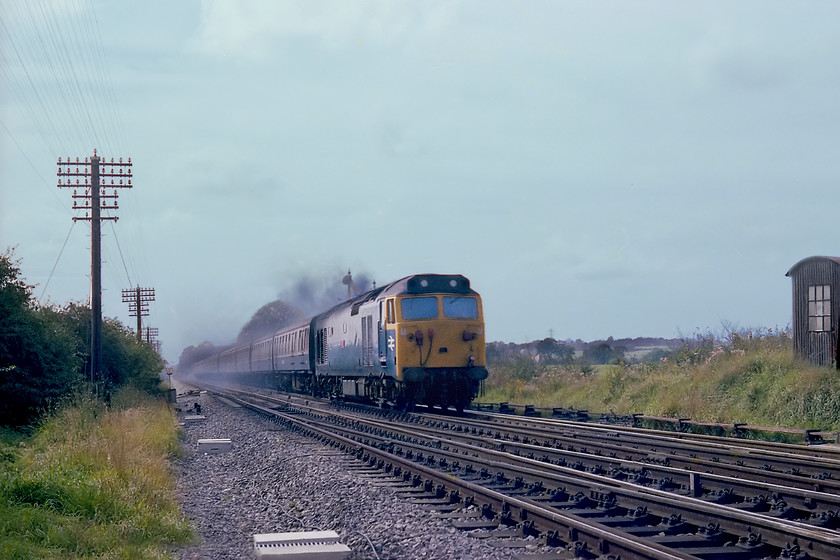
[172,388,549,560]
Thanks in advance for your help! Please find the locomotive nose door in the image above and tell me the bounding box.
[379,299,397,377]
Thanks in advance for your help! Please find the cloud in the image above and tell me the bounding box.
[186,0,457,59]
[687,24,795,94]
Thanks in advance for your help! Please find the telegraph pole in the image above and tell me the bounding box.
[122,286,155,342]
[57,150,133,398]
[143,327,160,353]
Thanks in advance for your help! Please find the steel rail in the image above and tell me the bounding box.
[221,392,700,560]
[476,410,840,464]
[314,408,840,557]
[211,387,840,559]
[432,411,840,483]
[302,402,840,519]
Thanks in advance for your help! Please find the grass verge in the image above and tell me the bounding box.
[0,386,194,559]
[483,332,840,432]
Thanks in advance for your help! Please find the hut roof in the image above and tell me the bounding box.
[786,256,840,277]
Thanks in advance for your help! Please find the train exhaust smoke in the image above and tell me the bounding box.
[277,270,374,316]
[178,269,374,369]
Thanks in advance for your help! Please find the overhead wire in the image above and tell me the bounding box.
[82,0,147,293]
[39,220,77,303]
[0,12,64,156]
[0,117,70,212]
[2,0,151,311]
[109,221,134,288]
[24,0,92,151]
[83,0,130,155]
[33,0,99,150]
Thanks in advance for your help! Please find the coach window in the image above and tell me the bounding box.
[808,284,831,332]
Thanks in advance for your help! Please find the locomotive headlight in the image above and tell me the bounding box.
[468,355,476,367]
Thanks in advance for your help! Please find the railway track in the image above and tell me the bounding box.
[197,384,840,559]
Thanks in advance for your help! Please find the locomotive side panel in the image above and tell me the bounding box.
[313,301,380,378]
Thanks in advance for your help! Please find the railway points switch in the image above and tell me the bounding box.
[197,438,232,454]
[253,530,351,559]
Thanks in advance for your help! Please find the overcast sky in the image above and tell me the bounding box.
[2,1,839,363]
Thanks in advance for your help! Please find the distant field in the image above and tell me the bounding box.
[623,345,672,360]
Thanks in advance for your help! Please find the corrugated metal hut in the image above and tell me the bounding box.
[786,256,840,368]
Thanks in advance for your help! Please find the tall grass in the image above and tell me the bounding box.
[484,331,840,431]
[0,386,194,559]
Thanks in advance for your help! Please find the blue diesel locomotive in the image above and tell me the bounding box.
[188,274,488,410]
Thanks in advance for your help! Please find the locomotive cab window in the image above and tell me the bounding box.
[386,299,396,324]
[443,296,478,319]
[808,284,832,332]
[401,297,438,320]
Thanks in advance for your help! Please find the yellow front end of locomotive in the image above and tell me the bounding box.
[390,293,486,380]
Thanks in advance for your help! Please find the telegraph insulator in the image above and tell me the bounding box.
[127,180,132,186]
[75,157,79,163]
[127,158,131,163]
[113,190,117,196]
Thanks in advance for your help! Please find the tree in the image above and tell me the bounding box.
[0,249,81,425]
[101,318,165,393]
[178,341,221,369]
[237,300,305,342]
[535,338,575,364]
[0,249,166,425]
[582,342,626,364]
